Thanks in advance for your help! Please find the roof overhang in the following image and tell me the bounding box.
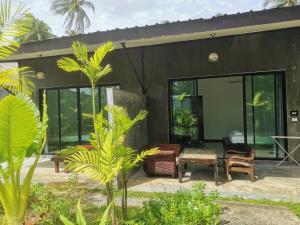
[6,19,300,61]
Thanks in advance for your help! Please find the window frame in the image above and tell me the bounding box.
[39,83,120,153]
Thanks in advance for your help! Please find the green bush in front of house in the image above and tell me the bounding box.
[127,183,221,225]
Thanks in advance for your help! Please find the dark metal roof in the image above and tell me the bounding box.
[14,5,300,57]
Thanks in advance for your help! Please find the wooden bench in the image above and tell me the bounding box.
[50,145,94,173]
[51,155,66,173]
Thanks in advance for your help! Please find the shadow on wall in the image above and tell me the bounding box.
[110,89,148,151]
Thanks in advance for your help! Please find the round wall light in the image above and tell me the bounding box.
[36,72,45,80]
[208,52,218,63]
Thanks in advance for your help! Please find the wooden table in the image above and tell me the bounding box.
[178,148,218,185]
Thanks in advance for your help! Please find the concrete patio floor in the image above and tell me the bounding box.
[128,160,300,202]
[23,156,300,202]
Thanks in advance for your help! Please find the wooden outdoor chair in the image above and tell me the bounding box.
[225,146,255,181]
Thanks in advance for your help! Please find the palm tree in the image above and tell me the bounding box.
[263,0,298,8]
[0,0,34,95]
[51,0,95,34]
[18,14,55,43]
[57,41,158,224]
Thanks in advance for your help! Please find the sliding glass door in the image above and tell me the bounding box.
[60,88,79,148]
[245,74,285,158]
[168,72,286,158]
[80,87,99,143]
[169,80,204,148]
[43,84,119,153]
[47,90,60,152]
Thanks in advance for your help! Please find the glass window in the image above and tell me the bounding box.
[43,84,119,151]
[171,80,196,96]
[80,87,99,143]
[169,80,204,148]
[46,90,60,152]
[60,88,79,148]
[245,74,285,158]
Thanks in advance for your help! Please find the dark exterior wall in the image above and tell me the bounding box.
[19,27,300,159]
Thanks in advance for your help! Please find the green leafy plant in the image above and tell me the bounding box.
[17,13,55,43]
[128,183,221,225]
[27,183,74,225]
[57,41,115,151]
[104,106,159,221]
[57,41,158,225]
[173,93,197,138]
[0,0,34,95]
[246,92,270,107]
[57,41,116,223]
[0,93,48,225]
[60,198,111,225]
[66,106,158,224]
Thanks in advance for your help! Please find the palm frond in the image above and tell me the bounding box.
[50,0,70,15]
[81,0,95,13]
[95,64,112,80]
[118,146,159,171]
[263,0,297,8]
[90,41,115,68]
[0,0,32,59]
[0,66,34,95]
[17,14,54,43]
[57,57,81,72]
[51,0,95,34]
[106,105,148,134]
[72,41,88,63]
[66,150,122,184]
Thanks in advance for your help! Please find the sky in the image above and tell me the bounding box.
[22,0,264,37]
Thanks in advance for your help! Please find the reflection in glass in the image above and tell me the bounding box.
[245,75,284,158]
[46,90,60,152]
[60,88,78,148]
[80,87,99,143]
[169,80,203,148]
[44,85,119,151]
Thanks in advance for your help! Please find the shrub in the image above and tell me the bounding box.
[128,183,221,225]
[27,183,75,225]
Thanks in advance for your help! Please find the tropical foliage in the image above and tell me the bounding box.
[263,0,298,8]
[129,183,221,225]
[57,41,115,136]
[27,183,75,225]
[60,198,111,225]
[0,93,48,225]
[0,0,34,95]
[51,0,95,34]
[173,93,197,138]
[17,14,55,43]
[57,41,158,224]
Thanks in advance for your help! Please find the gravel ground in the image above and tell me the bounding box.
[84,193,300,225]
[219,201,300,225]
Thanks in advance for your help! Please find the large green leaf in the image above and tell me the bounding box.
[0,94,40,167]
[76,198,86,225]
[99,203,112,225]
